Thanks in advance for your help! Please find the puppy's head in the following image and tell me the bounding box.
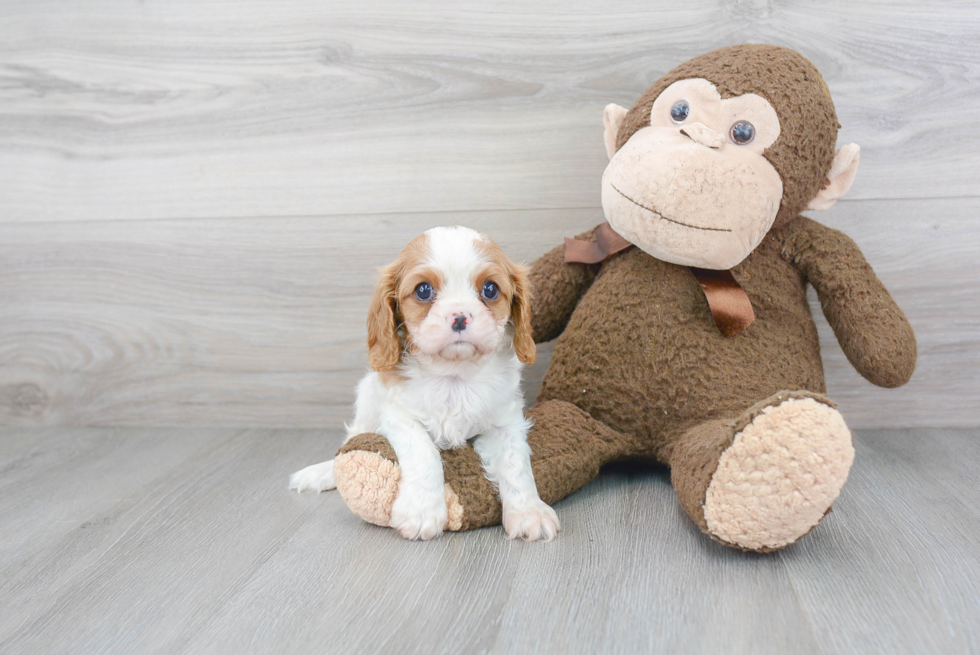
[367,226,535,371]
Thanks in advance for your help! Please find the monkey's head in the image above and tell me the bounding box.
[601,44,860,270]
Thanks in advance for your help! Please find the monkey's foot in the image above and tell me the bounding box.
[702,395,855,551]
[333,434,464,531]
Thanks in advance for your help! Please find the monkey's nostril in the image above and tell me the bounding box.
[680,123,724,149]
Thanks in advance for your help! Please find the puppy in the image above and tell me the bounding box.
[290,226,561,542]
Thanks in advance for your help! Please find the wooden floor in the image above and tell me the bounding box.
[1,427,978,654]
[2,3,978,653]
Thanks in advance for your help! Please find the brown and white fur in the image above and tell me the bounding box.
[289,226,561,542]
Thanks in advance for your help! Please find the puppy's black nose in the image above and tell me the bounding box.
[451,315,467,332]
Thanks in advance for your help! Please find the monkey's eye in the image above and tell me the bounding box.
[730,120,755,145]
[414,282,433,301]
[481,281,499,301]
[670,100,690,124]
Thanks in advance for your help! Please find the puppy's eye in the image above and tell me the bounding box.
[730,120,755,145]
[670,100,690,124]
[414,282,433,301]
[481,281,499,301]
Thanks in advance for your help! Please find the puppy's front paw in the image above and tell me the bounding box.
[503,500,561,542]
[390,487,448,541]
[289,460,336,493]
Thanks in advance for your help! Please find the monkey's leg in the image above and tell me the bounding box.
[332,400,635,532]
[669,390,854,552]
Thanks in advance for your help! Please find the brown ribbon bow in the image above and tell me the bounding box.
[688,267,755,337]
[563,222,634,264]
[564,222,755,337]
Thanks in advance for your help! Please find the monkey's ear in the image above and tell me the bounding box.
[807,143,861,211]
[603,104,629,160]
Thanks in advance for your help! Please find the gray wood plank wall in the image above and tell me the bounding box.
[1,0,978,428]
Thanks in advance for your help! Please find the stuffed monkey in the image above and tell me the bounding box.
[331,44,916,552]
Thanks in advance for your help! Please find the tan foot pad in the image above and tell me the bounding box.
[703,398,855,551]
[333,450,464,531]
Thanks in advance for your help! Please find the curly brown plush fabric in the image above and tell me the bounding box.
[617,44,840,227]
[333,45,916,552]
[780,220,917,387]
[532,216,914,463]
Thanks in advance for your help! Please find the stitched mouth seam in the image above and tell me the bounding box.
[611,184,732,233]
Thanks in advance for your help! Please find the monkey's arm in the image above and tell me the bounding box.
[781,217,916,388]
[529,228,602,343]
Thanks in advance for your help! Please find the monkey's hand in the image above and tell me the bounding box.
[783,217,916,388]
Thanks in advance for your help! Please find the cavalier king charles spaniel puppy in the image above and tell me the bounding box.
[290,226,560,542]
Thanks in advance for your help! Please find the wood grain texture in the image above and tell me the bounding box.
[0,428,331,654]
[0,427,977,654]
[1,0,977,428]
[1,199,975,428]
[0,1,978,223]
[2,3,976,652]
[0,427,220,570]
[781,428,980,654]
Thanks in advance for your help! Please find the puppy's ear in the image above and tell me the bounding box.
[367,264,402,371]
[509,263,536,365]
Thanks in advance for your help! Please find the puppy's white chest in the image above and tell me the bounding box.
[429,413,477,450]
[417,377,494,449]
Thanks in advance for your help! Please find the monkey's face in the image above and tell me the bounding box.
[601,78,784,270]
